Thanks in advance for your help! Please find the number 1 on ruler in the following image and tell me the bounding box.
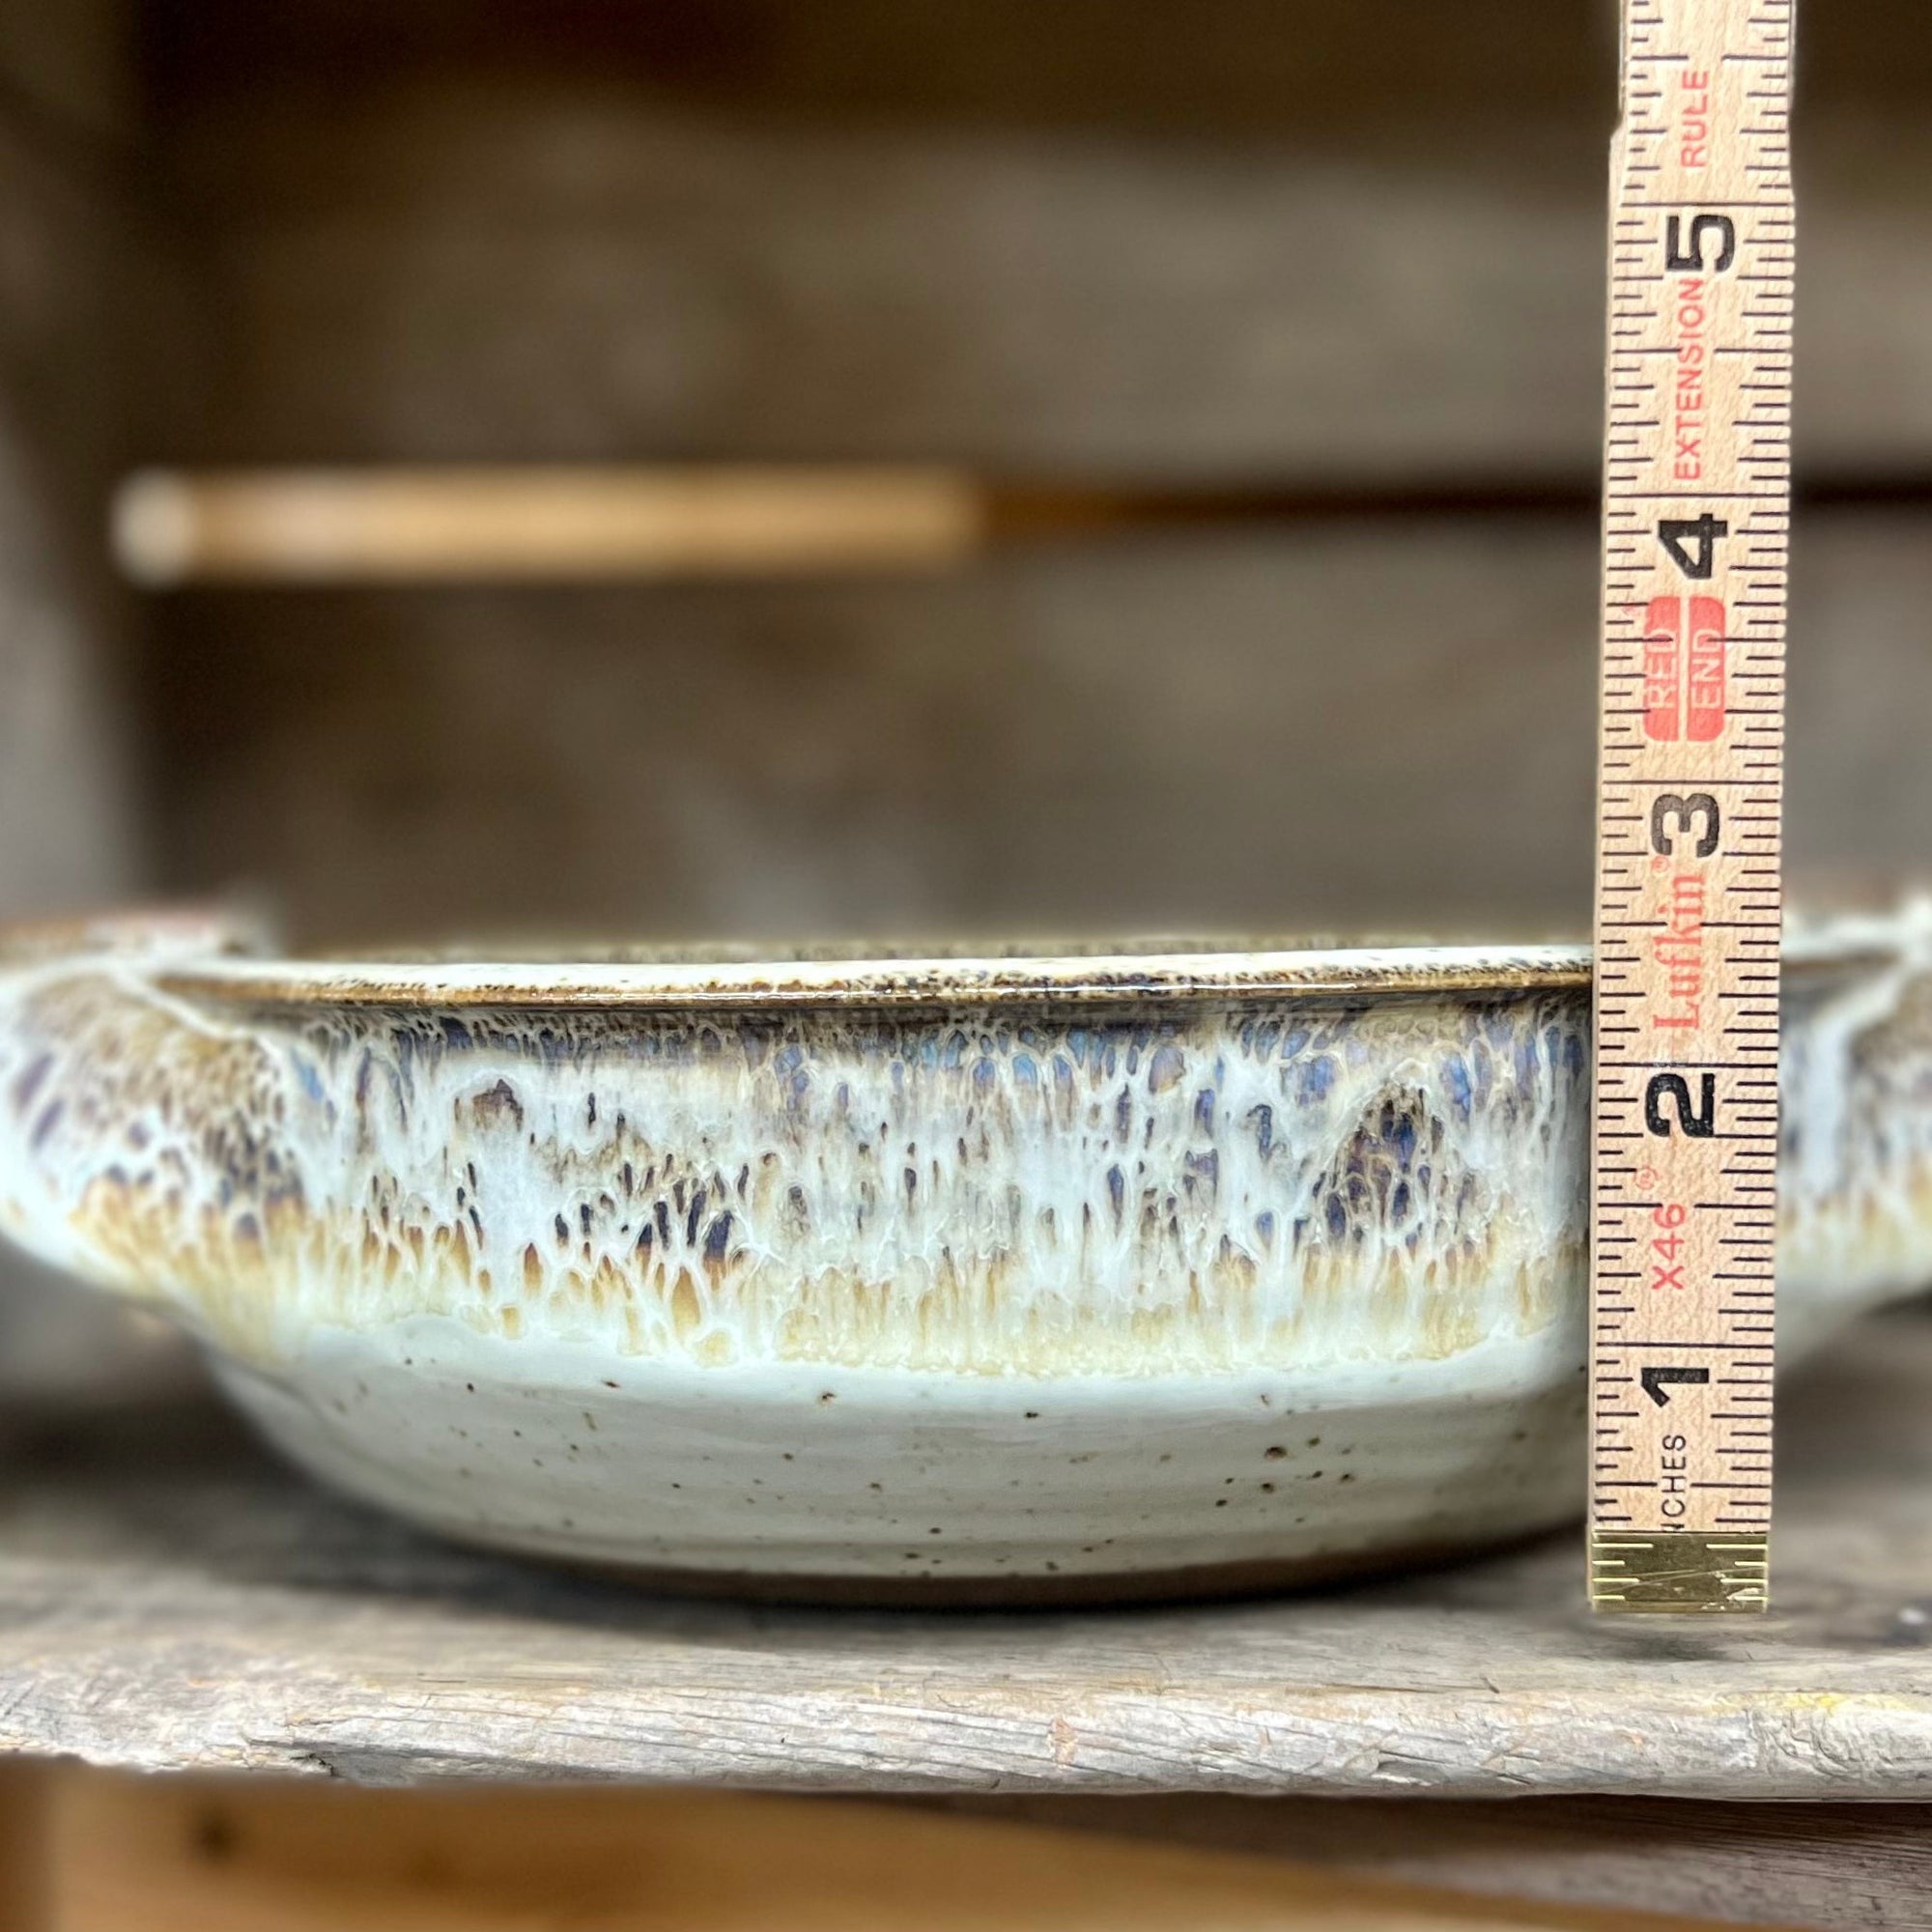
[1587,0,1793,1613]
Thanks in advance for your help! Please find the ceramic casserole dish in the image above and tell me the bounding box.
[2,907,1929,1602]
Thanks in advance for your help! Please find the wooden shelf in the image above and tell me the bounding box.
[0,1311,1926,1798]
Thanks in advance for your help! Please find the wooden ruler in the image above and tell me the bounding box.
[1588,0,1793,1613]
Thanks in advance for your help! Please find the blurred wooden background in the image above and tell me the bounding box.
[2,0,1931,948]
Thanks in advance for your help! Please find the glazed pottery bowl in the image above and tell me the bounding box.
[2,908,1930,1603]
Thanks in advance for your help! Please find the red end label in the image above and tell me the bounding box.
[1643,595,1727,743]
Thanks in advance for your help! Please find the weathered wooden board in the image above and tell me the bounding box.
[0,67,184,1406]
[0,1310,1925,1797]
[0,0,129,142]
[35,1769,1756,1932]
[957,1794,1932,1932]
[140,60,1932,477]
[137,0,1932,139]
[0,57,219,1424]
[149,98,1606,475]
[147,514,1932,944]
[125,0,1932,954]
[0,101,135,922]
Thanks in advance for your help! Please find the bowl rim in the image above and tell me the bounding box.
[155,944,1589,1009]
[139,924,1901,1010]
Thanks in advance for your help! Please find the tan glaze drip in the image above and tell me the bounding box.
[2,911,1930,1598]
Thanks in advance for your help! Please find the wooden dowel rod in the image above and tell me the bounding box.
[112,467,987,584]
[115,467,1932,586]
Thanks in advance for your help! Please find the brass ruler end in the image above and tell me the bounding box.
[1589,1530,1771,1615]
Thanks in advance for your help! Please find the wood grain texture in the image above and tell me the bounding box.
[0,1311,1925,1797]
[124,0,1932,953]
[0,1758,51,1932]
[132,0,1932,138]
[135,62,1932,477]
[147,100,1601,477]
[0,102,134,923]
[0,63,183,1422]
[948,1794,1932,1932]
[41,1771,1753,1932]
[113,466,985,583]
[147,524,1599,942]
[0,0,130,143]
[147,513,1932,944]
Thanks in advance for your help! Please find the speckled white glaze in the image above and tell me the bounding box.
[2,909,1930,1601]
